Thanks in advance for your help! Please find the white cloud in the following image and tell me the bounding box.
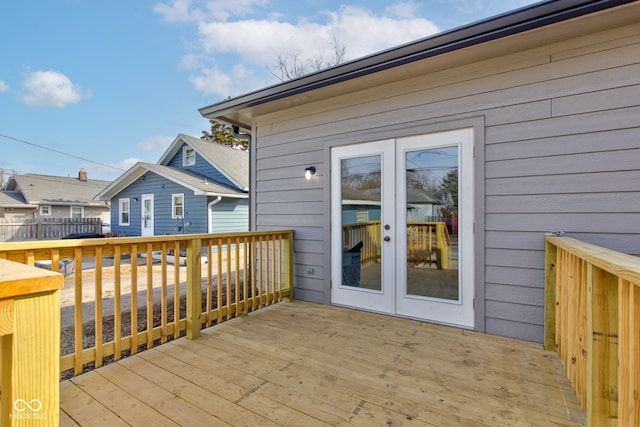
[0,80,9,92]
[135,135,175,152]
[113,157,143,171]
[154,0,203,23]
[79,157,142,181]
[154,0,268,23]
[168,3,440,97]
[20,70,89,108]
[385,1,422,19]
[189,66,234,96]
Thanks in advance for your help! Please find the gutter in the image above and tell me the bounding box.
[207,196,222,234]
[199,0,635,120]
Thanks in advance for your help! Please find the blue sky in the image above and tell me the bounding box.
[0,0,538,181]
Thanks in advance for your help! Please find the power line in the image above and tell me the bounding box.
[0,133,126,172]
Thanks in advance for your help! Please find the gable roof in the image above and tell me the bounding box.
[341,187,381,205]
[158,134,248,190]
[94,162,248,201]
[0,191,31,208]
[4,173,110,206]
[96,133,248,201]
[198,0,637,128]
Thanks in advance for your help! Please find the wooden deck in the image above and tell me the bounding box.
[59,301,585,426]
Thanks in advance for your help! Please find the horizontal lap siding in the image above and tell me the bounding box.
[110,173,209,236]
[482,29,640,341]
[210,198,248,233]
[252,23,640,338]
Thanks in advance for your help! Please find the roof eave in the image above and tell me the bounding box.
[198,0,635,126]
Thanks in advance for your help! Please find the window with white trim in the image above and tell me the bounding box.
[355,206,369,223]
[172,193,184,218]
[70,206,84,219]
[40,205,51,216]
[119,198,130,226]
[183,146,195,166]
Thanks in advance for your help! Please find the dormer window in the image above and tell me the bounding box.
[183,146,195,166]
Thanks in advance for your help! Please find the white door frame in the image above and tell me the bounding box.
[330,128,475,329]
[141,194,154,237]
[330,140,395,315]
[395,129,475,328]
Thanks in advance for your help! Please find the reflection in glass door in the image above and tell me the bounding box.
[395,129,474,328]
[331,140,395,315]
[331,129,474,327]
[340,155,382,291]
[404,147,459,301]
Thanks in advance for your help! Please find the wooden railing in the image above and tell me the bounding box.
[342,221,450,269]
[1,258,63,426]
[0,230,294,380]
[407,222,450,269]
[342,221,381,266]
[545,236,639,426]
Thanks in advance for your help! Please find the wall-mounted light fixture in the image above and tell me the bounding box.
[304,166,316,180]
[133,197,139,202]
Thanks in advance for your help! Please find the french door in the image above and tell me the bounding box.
[330,128,474,328]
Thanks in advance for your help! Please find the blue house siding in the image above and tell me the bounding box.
[102,136,248,238]
[341,204,381,225]
[167,143,236,189]
[210,198,248,234]
[110,172,209,236]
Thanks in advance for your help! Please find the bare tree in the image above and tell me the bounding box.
[269,36,347,81]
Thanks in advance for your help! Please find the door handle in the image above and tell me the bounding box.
[384,236,391,242]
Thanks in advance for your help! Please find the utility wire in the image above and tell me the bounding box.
[0,133,126,172]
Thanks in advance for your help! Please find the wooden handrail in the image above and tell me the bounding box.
[1,258,63,426]
[545,236,640,426]
[342,221,450,269]
[0,230,294,382]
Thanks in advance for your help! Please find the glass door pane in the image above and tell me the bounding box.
[340,155,382,291]
[404,146,459,300]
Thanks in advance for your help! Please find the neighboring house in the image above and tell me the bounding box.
[0,190,32,219]
[198,0,640,343]
[406,188,444,223]
[95,134,248,237]
[340,187,380,226]
[0,170,110,222]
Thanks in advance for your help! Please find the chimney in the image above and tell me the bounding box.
[78,168,87,181]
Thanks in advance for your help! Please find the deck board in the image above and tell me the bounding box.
[60,301,585,426]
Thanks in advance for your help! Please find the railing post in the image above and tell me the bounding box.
[0,259,63,427]
[435,222,449,270]
[618,278,640,425]
[544,240,557,351]
[283,231,294,302]
[186,237,202,340]
[586,264,618,426]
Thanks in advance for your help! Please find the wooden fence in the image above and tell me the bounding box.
[0,230,294,380]
[0,217,102,242]
[545,236,639,426]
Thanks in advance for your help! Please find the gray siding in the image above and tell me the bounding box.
[251,22,640,342]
